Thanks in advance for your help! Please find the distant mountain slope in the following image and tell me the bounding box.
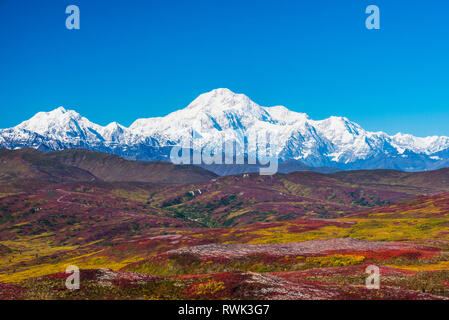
[1,89,449,171]
[333,168,449,192]
[201,159,340,176]
[46,149,217,184]
[0,149,217,184]
[0,148,95,182]
[347,192,449,218]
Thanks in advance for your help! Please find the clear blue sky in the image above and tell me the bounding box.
[1,0,448,137]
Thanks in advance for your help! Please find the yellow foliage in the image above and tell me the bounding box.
[0,252,143,283]
[194,281,225,296]
[245,218,449,244]
[388,261,449,272]
[305,254,365,267]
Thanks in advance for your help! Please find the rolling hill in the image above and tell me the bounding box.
[0,148,217,184]
[1,149,449,299]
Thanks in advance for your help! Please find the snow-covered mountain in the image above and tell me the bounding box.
[1,88,449,171]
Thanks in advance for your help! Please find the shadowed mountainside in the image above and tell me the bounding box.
[0,148,217,184]
[0,148,95,183]
[201,159,340,176]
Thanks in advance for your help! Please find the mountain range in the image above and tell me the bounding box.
[1,88,449,172]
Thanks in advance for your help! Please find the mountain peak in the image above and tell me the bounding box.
[104,121,122,129]
[41,106,80,119]
[54,106,67,113]
[194,88,238,102]
[12,106,100,142]
[186,88,252,112]
[208,88,235,96]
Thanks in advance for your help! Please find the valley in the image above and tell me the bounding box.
[1,149,449,299]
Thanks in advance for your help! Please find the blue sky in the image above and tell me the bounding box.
[0,0,448,136]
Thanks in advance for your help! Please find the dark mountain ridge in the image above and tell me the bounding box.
[0,148,217,184]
